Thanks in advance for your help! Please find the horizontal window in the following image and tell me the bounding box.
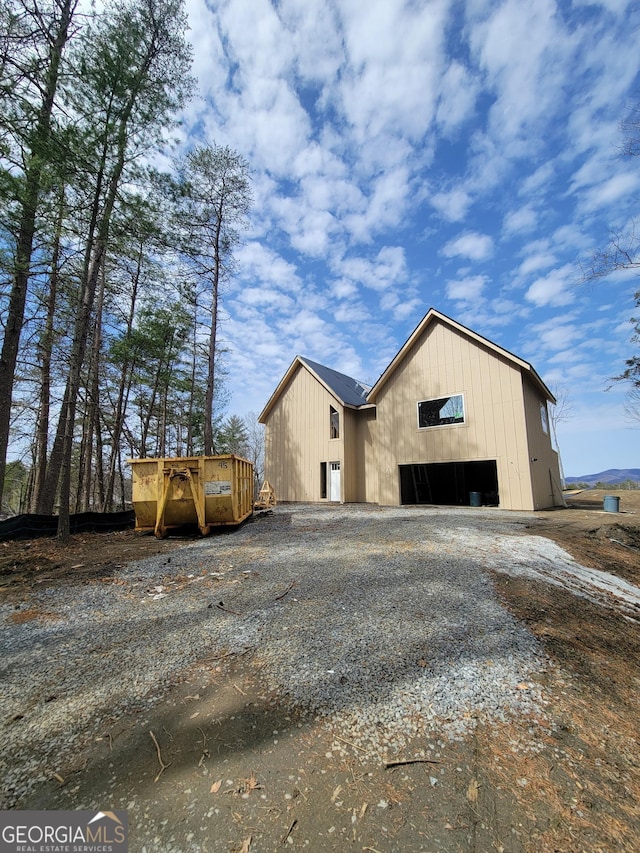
[418,394,465,428]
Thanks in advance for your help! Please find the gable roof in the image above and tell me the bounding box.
[367,308,556,404]
[258,355,369,423]
[300,357,370,407]
[259,309,556,424]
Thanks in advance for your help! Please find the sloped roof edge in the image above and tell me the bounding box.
[258,356,302,424]
[258,355,369,423]
[300,357,370,407]
[367,308,556,404]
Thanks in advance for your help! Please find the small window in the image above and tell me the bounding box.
[540,403,549,435]
[320,462,327,499]
[330,405,339,438]
[418,394,465,428]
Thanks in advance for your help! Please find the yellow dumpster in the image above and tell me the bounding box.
[128,455,254,538]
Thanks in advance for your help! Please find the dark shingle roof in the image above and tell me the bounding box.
[300,357,369,407]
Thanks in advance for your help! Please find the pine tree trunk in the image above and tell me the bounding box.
[30,185,65,512]
[79,263,106,511]
[103,244,142,509]
[203,203,223,456]
[0,0,74,510]
[57,74,152,540]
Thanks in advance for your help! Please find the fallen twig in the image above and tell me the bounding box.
[335,734,367,752]
[384,757,441,769]
[610,538,640,553]
[197,726,210,766]
[150,730,171,782]
[281,819,297,845]
[274,581,297,601]
[96,732,113,751]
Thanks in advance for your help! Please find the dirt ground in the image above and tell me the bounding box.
[1,491,640,852]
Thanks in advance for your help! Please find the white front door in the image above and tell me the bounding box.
[330,462,341,501]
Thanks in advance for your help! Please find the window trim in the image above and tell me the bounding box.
[417,393,465,430]
[330,404,340,439]
[540,403,549,435]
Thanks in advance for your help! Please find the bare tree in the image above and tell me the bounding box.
[583,98,640,413]
[243,410,265,497]
[548,385,573,488]
[624,384,640,425]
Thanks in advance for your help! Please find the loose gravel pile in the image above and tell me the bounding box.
[1,504,551,808]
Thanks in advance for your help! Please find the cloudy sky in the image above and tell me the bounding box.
[183,0,639,477]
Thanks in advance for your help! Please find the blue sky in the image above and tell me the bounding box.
[183,0,639,477]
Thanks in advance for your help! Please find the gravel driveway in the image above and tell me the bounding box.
[1,503,555,812]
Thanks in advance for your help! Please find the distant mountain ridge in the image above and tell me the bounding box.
[565,468,640,485]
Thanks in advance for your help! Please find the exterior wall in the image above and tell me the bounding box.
[343,408,360,502]
[263,365,345,502]
[522,375,564,509]
[371,322,536,510]
[353,408,379,503]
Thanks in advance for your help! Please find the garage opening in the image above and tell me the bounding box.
[399,461,499,506]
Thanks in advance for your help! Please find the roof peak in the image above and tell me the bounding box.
[298,356,370,407]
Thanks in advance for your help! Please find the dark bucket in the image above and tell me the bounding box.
[603,495,620,513]
[469,491,482,507]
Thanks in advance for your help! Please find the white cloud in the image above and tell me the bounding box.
[333,300,369,325]
[503,205,537,236]
[519,251,557,277]
[491,297,526,317]
[431,187,472,222]
[235,243,302,293]
[332,278,358,299]
[344,167,413,242]
[275,0,343,83]
[551,224,590,253]
[220,79,311,176]
[436,60,478,135]
[336,246,408,293]
[183,0,227,107]
[446,274,487,302]
[236,287,295,313]
[218,0,295,78]
[530,321,582,351]
[334,0,450,144]
[443,231,493,261]
[393,297,422,322]
[467,0,576,151]
[578,172,640,213]
[519,162,555,196]
[525,264,576,307]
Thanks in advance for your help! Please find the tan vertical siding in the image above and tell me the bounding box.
[262,315,557,511]
[344,408,359,501]
[263,365,345,502]
[354,408,378,502]
[522,376,563,508]
[372,322,535,509]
